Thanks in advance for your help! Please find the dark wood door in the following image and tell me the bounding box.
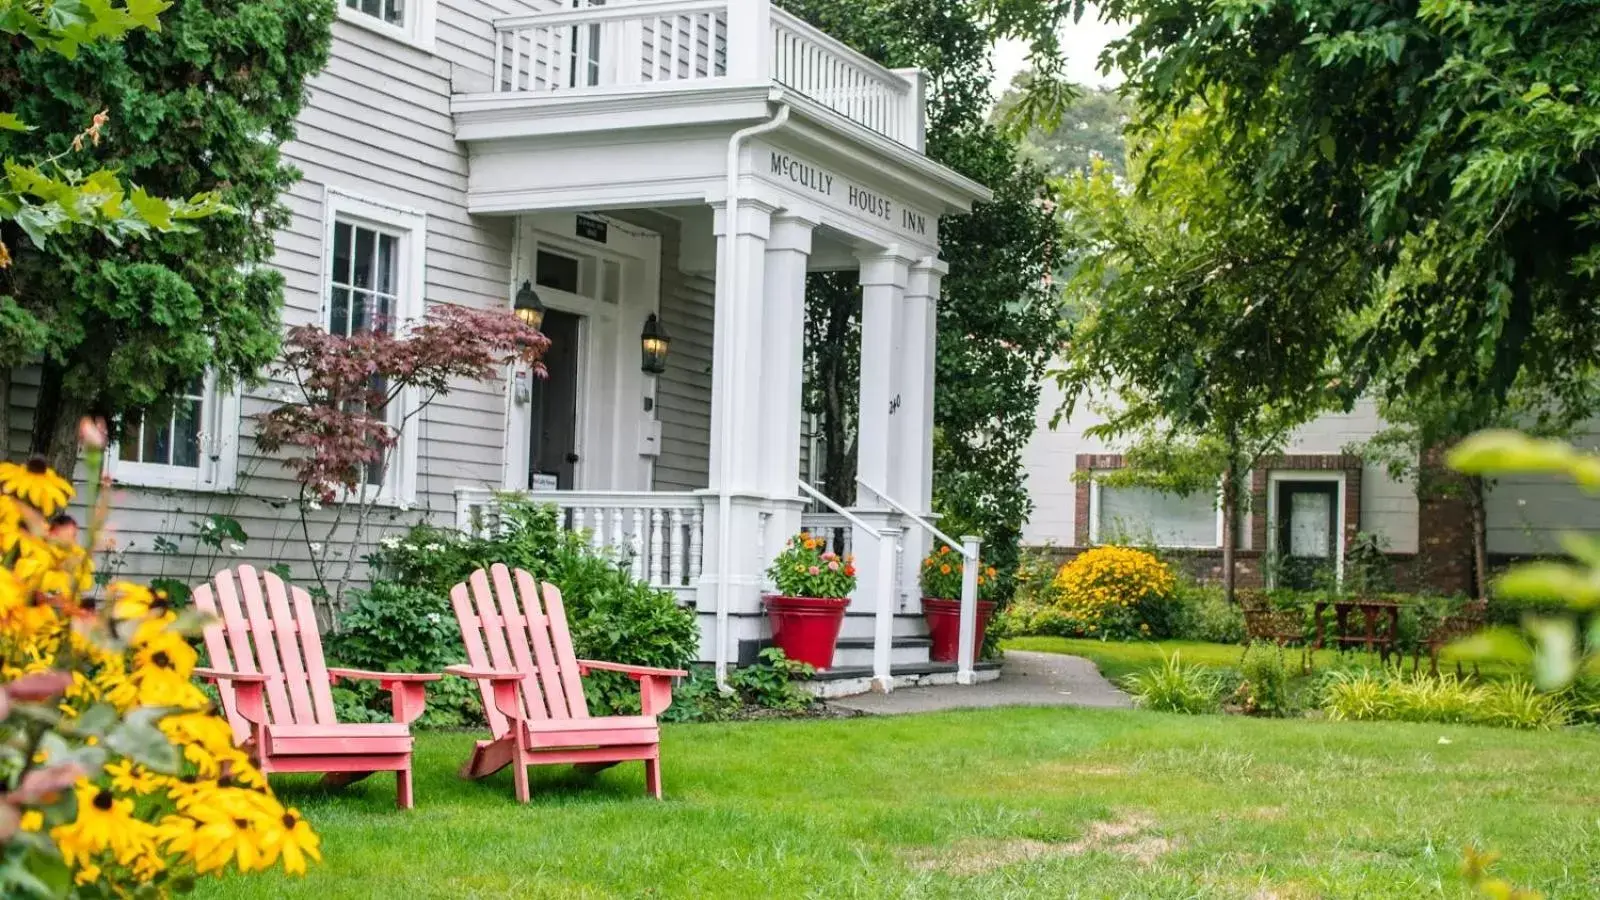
[530,310,581,490]
[1275,481,1339,590]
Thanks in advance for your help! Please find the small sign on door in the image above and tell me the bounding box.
[576,215,609,244]
[530,473,560,492]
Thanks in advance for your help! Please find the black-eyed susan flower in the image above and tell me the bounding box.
[261,808,322,875]
[0,457,73,516]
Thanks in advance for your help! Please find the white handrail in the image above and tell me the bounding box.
[856,479,969,559]
[495,0,724,30]
[857,478,984,686]
[798,480,899,691]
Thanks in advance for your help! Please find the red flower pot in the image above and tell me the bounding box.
[922,597,998,663]
[764,595,850,670]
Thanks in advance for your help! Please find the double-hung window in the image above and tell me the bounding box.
[1090,478,1225,549]
[338,0,435,50]
[111,372,241,491]
[322,189,426,506]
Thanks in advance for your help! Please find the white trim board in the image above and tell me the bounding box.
[1265,470,1348,586]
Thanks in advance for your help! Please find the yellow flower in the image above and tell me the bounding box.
[19,810,43,832]
[108,582,160,620]
[260,808,322,875]
[50,781,151,868]
[107,760,164,796]
[73,862,102,886]
[0,457,73,515]
[133,628,198,679]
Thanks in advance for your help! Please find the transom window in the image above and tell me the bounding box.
[119,377,205,469]
[330,220,401,337]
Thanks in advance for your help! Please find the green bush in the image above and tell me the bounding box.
[1122,653,1223,714]
[1235,642,1297,716]
[661,650,817,722]
[332,499,700,722]
[1170,581,1246,644]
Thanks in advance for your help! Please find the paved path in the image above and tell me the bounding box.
[827,651,1134,715]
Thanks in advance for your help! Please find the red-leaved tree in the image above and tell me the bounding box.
[256,303,549,607]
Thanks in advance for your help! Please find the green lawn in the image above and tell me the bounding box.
[198,709,1600,899]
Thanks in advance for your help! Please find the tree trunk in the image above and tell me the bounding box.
[31,363,84,476]
[1221,467,1238,604]
[1466,474,1489,601]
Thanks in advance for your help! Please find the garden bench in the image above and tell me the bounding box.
[1417,600,1489,676]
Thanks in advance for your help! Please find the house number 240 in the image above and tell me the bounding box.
[888,395,902,415]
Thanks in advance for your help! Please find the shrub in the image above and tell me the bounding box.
[1235,642,1298,716]
[662,650,816,722]
[920,544,1002,600]
[1170,581,1246,644]
[1051,546,1177,640]
[335,500,699,720]
[329,582,481,728]
[1123,653,1223,714]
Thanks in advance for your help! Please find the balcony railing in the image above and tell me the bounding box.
[455,488,704,599]
[488,0,923,147]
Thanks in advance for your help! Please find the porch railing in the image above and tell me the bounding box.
[454,488,704,599]
[487,0,922,146]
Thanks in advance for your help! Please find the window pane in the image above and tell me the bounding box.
[118,414,143,463]
[377,233,398,297]
[171,398,202,469]
[535,250,581,293]
[360,0,379,16]
[384,0,404,25]
[143,398,175,466]
[1289,492,1332,557]
[351,289,373,335]
[333,222,352,287]
[330,286,350,336]
[352,226,375,290]
[1097,483,1217,547]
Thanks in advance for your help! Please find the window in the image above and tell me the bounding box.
[1091,481,1222,548]
[321,189,427,506]
[336,0,435,51]
[109,373,240,492]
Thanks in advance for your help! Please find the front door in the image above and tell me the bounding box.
[1275,481,1339,590]
[530,309,582,490]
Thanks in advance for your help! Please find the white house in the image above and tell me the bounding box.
[1023,380,1600,592]
[12,2,995,691]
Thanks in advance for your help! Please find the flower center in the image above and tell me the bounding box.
[150,651,173,669]
[281,813,298,829]
[24,457,47,475]
[234,818,251,830]
[92,790,114,811]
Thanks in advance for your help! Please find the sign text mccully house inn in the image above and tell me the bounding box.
[767,151,932,240]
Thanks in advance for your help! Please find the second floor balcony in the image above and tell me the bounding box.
[457,0,927,151]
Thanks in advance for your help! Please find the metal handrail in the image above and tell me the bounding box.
[797,480,892,537]
[856,479,969,559]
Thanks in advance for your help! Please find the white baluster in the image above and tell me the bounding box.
[669,508,685,586]
[689,508,704,581]
[571,505,586,538]
[649,509,666,586]
[591,508,607,553]
[630,508,646,580]
[609,507,624,556]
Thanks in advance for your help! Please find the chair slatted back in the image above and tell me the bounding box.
[194,566,337,741]
[450,564,589,738]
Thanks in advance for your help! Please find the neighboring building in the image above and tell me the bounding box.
[1022,380,1600,593]
[10,2,992,686]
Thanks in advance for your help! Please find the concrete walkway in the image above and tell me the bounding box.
[827,651,1134,715]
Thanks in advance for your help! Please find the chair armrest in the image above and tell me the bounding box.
[444,664,525,682]
[577,660,689,679]
[194,667,278,684]
[327,668,442,684]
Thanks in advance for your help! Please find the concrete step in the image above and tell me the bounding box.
[835,611,929,641]
[801,659,1005,699]
[829,636,931,669]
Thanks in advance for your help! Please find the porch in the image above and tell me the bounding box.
[448,0,993,691]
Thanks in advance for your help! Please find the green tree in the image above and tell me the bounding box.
[783,0,1067,588]
[1,0,334,471]
[992,77,1131,177]
[1053,117,1368,599]
[1090,0,1600,432]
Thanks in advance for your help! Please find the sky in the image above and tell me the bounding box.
[990,7,1131,97]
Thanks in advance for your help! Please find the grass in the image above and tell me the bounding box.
[1003,636,1348,683]
[197,709,1600,899]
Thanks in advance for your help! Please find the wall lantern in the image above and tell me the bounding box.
[514,280,546,330]
[640,314,671,375]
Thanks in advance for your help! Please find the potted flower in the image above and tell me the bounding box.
[764,532,857,670]
[920,544,1000,662]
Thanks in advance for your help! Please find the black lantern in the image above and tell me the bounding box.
[513,280,546,330]
[640,314,670,375]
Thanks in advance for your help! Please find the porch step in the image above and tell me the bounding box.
[829,636,931,670]
[835,611,929,641]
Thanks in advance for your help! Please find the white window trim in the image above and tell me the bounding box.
[108,372,242,492]
[321,187,427,508]
[1088,473,1226,549]
[1265,470,1348,586]
[336,0,437,53]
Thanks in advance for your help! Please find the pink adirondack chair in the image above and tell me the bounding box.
[192,565,440,809]
[448,564,687,802]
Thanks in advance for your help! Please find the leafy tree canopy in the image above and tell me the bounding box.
[0,0,334,466]
[993,77,1131,177]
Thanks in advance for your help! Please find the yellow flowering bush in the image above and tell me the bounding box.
[0,425,318,896]
[1050,546,1177,640]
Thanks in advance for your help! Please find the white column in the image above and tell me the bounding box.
[895,258,947,606]
[704,198,776,678]
[724,2,772,81]
[760,212,818,556]
[850,250,912,620]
